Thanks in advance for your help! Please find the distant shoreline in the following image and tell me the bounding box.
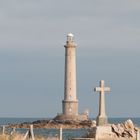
[7,118,140,129]
[0,117,139,126]
[8,119,95,129]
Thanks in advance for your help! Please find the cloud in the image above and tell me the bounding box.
[0,0,139,50]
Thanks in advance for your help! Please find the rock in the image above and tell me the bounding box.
[122,131,130,138]
[111,119,136,138]
[78,119,139,140]
[91,120,96,127]
[112,124,124,137]
[124,119,136,138]
[124,119,135,130]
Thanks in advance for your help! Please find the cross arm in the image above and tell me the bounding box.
[104,87,111,92]
[94,87,101,92]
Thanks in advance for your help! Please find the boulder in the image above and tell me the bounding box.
[124,119,136,138]
[111,119,136,138]
[112,124,124,137]
[124,119,135,130]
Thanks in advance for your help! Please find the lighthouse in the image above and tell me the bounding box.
[62,33,78,116]
[54,33,88,121]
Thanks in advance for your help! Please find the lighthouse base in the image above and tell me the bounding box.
[62,100,78,116]
[54,114,88,121]
[54,99,88,121]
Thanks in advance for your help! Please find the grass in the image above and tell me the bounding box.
[0,134,59,140]
[0,134,23,140]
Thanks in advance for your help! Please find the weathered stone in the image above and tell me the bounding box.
[91,120,96,127]
[111,119,137,139]
[84,119,138,139]
[124,119,135,138]
[124,119,135,130]
[86,125,115,139]
[94,80,110,126]
[112,124,124,137]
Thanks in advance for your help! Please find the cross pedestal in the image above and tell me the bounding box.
[94,80,110,126]
[96,115,107,126]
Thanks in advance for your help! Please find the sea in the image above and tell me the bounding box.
[0,118,139,139]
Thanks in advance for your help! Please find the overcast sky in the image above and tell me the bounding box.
[0,0,140,118]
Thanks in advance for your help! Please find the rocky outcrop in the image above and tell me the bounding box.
[85,119,139,140]
[111,119,137,138]
[8,119,140,140]
[9,119,96,129]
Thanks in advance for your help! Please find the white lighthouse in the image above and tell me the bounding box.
[62,33,78,116]
[54,33,88,121]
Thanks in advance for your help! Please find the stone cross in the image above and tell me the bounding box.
[94,80,110,126]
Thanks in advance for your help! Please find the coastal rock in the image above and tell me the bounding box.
[124,119,135,130]
[9,119,93,129]
[85,119,137,139]
[123,119,135,138]
[112,124,124,137]
[91,120,96,127]
[111,119,136,138]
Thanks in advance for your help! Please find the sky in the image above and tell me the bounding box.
[0,0,140,118]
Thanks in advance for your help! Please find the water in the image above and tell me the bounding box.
[0,118,139,139]
[109,118,140,127]
[0,118,41,125]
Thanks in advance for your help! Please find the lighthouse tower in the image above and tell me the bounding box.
[62,33,78,116]
[54,33,88,121]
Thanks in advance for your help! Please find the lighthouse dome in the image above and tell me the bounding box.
[67,33,74,37]
[67,33,74,42]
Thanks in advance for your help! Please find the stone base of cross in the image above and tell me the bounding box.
[96,115,108,126]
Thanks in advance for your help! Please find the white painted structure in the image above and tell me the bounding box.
[136,129,140,140]
[94,80,110,126]
[59,127,63,140]
[23,125,35,140]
